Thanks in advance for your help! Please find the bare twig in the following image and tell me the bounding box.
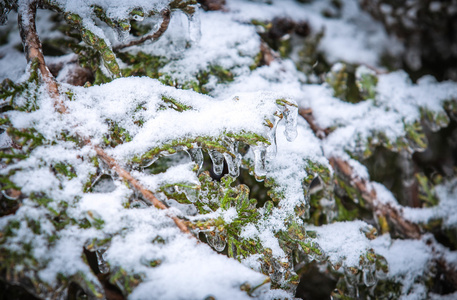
[298,108,329,139]
[114,9,171,51]
[17,1,190,235]
[93,145,190,233]
[298,107,421,239]
[329,157,422,239]
[17,0,66,114]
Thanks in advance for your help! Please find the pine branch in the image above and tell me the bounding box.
[114,9,171,51]
[17,0,190,235]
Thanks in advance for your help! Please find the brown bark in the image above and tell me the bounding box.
[298,108,329,139]
[329,157,422,239]
[17,0,66,114]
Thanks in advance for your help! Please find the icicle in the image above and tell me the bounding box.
[205,231,226,252]
[186,5,201,45]
[283,105,298,142]
[208,150,224,176]
[96,249,109,274]
[187,148,203,172]
[362,265,377,287]
[223,152,241,177]
[266,115,281,159]
[252,145,267,181]
[344,267,360,299]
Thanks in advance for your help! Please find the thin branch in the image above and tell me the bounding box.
[17,0,66,114]
[329,157,422,239]
[93,145,190,233]
[17,1,190,235]
[298,106,421,238]
[114,9,171,51]
[298,107,329,139]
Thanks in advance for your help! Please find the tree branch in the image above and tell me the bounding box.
[114,9,171,51]
[298,107,329,139]
[17,1,190,235]
[17,0,66,113]
[329,157,422,239]
[298,106,422,239]
[93,145,190,233]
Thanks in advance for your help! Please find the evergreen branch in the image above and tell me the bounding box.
[114,9,171,51]
[16,0,190,236]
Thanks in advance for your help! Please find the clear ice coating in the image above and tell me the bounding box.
[205,231,226,252]
[223,152,241,177]
[283,105,298,142]
[141,156,159,169]
[185,5,202,44]
[174,184,199,203]
[266,115,281,159]
[187,148,204,172]
[208,150,225,175]
[344,267,360,299]
[252,145,267,181]
[362,265,377,287]
[221,139,241,176]
[96,249,110,274]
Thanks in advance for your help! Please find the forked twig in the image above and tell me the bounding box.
[114,9,171,51]
[17,0,189,235]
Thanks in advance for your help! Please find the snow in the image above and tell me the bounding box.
[309,221,374,268]
[1,0,457,299]
[403,179,457,229]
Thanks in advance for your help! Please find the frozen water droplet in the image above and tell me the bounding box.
[186,5,201,44]
[187,148,203,172]
[208,150,224,176]
[283,105,298,142]
[205,231,226,252]
[362,265,377,287]
[223,153,241,177]
[96,249,109,274]
[266,115,281,159]
[252,145,267,181]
